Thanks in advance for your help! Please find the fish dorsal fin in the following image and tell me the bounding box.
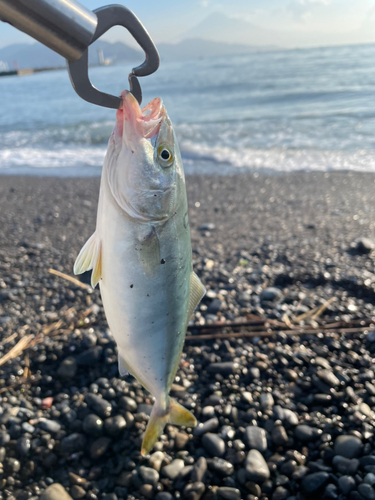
[73,232,102,288]
[187,272,206,325]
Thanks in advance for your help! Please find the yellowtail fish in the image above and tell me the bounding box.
[74,91,205,455]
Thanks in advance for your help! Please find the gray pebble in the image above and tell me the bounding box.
[183,481,205,500]
[358,483,375,500]
[272,425,288,446]
[39,420,61,434]
[245,449,270,482]
[118,396,137,413]
[191,456,207,482]
[207,362,239,375]
[82,414,103,436]
[334,435,363,458]
[338,475,356,495]
[260,393,274,409]
[295,425,322,442]
[208,457,234,476]
[317,369,340,387]
[162,458,184,480]
[244,426,267,452]
[193,417,219,437]
[84,393,112,418]
[57,357,77,379]
[217,486,241,500]
[40,484,73,500]
[104,415,126,436]
[139,465,159,486]
[90,436,111,460]
[301,472,329,496]
[76,346,102,366]
[272,486,289,500]
[260,287,283,301]
[202,433,225,457]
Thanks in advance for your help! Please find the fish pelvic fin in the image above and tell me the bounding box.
[73,232,102,288]
[187,272,206,325]
[141,398,197,456]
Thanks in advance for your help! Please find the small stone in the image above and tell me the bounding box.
[119,396,137,413]
[245,449,270,482]
[244,426,267,452]
[39,420,61,434]
[191,456,207,482]
[207,299,222,314]
[70,485,86,499]
[355,237,375,254]
[193,417,219,437]
[334,435,363,458]
[217,487,241,500]
[199,223,215,231]
[16,436,31,455]
[364,473,375,486]
[208,457,234,476]
[358,483,375,500]
[332,455,359,475]
[155,494,173,500]
[201,406,215,418]
[272,426,288,446]
[162,458,185,480]
[175,432,189,450]
[260,287,283,301]
[183,481,205,500]
[40,484,73,500]
[57,357,77,379]
[85,393,112,418]
[76,346,102,366]
[260,393,274,409]
[104,415,126,436]
[90,436,111,459]
[82,414,103,436]
[283,409,299,426]
[60,433,86,455]
[337,475,356,495]
[149,451,164,472]
[295,425,322,442]
[139,465,159,486]
[301,472,329,497]
[207,362,239,375]
[139,485,154,499]
[272,486,289,500]
[202,433,225,457]
[317,369,340,387]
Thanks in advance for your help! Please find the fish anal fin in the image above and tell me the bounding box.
[141,398,197,456]
[73,232,102,288]
[187,272,206,325]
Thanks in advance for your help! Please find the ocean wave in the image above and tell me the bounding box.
[1,143,375,175]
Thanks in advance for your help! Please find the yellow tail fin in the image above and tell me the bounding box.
[141,398,197,456]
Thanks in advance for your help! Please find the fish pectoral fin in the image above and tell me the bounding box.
[141,398,197,456]
[137,226,160,277]
[73,232,102,288]
[187,272,206,324]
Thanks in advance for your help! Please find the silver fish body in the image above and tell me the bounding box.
[74,91,205,454]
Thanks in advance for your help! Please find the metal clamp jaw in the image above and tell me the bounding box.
[68,4,160,108]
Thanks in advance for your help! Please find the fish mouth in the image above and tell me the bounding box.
[116,91,166,142]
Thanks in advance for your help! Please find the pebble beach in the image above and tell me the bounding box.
[0,171,375,500]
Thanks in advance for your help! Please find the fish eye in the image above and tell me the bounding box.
[157,145,174,168]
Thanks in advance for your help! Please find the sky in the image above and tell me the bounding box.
[1,0,375,49]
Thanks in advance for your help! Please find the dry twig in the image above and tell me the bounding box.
[48,268,91,290]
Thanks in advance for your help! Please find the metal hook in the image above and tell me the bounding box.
[67,4,160,108]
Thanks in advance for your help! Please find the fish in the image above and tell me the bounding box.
[73,90,205,455]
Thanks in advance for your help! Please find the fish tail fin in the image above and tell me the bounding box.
[141,398,197,456]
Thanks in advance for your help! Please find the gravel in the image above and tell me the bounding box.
[0,172,374,499]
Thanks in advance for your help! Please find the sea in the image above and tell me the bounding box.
[1,43,375,176]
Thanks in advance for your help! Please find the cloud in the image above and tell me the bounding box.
[295,0,330,4]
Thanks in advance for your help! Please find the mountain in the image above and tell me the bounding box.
[180,12,285,47]
[0,40,141,70]
[157,38,267,61]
